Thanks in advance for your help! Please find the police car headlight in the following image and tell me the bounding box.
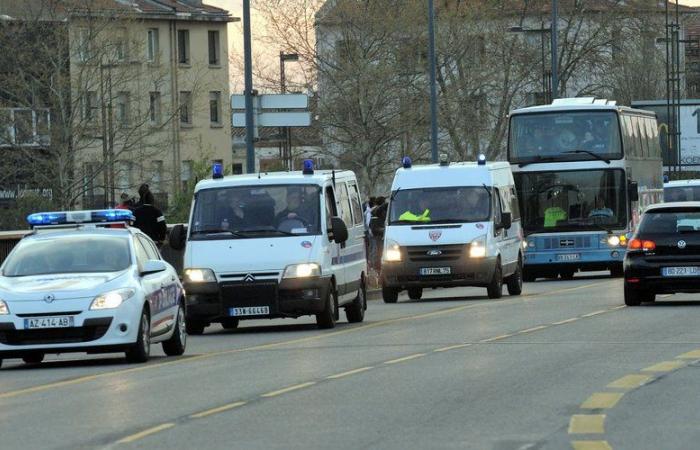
[184,268,216,283]
[90,288,135,310]
[283,263,321,279]
[383,240,402,262]
[0,299,9,315]
[469,236,487,258]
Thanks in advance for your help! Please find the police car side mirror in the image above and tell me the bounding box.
[330,216,349,244]
[628,181,639,202]
[501,212,512,230]
[141,260,167,276]
[169,224,187,251]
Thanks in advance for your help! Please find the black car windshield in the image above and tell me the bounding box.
[389,187,490,225]
[664,186,700,202]
[509,111,622,163]
[639,209,700,234]
[3,236,131,277]
[191,184,321,239]
[515,169,627,233]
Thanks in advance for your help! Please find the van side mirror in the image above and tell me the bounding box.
[628,181,639,202]
[500,212,512,230]
[169,224,187,250]
[330,216,349,244]
[141,259,167,276]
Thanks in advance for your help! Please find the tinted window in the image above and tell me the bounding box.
[665,186,700,202]
[138,235,160,260]
[3,236,131,276]
[348,182,364,226]
[639,210,700,234]
[134,238,150,267]
[389,187,491,225]
[336,182,353,226]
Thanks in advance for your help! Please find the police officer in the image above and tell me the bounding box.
[132,184,167,244]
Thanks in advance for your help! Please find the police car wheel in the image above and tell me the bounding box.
[316,287,337,329]
[163,306,187,357]
[126,309,151,363]
[506,259,523,296]
[382,286,399,303]
[22,353,44,365]
[221,318,240,330]
[345,278,366,323]
[487,262,503,299]
[408,288,423,300]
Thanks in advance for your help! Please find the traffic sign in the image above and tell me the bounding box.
[231,94,308,110]
[233,111,311,128]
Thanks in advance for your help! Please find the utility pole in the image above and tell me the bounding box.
[551,0,559,99]
[427,0,439,163]
[243,0,256,173]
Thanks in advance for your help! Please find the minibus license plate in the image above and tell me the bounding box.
[420,267,451,276]
[662,266,700,277]
[25,316,74,330]
[229,306,270,316]
[557,253,580,261]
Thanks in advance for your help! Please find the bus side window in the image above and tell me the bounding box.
[637,117,648,158]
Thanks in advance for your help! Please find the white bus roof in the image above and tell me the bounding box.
[194,170,355,193]
[510,97,655,117]
[390,161,512,191]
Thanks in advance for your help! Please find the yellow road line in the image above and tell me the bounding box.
[326,366,373,379]
[553,317,579,325]
[580,392,624,409]
[116,423,175,444]
[607,374,652,389]
[433,343,472,353]
[384,353,426,365]
[677,349,700,360]
[568,414,606,434]
[261,381,316,398]
[642,361,685,373]
[519,325,548,334]
[581,310,607,318]
[189,401,247,419]
[571,441,612,450]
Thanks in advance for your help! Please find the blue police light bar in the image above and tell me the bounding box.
[302,159,314,175]
[477,154,487,165]
[27,209,135,227]
[402,156,412,169]
[212,163,224,179]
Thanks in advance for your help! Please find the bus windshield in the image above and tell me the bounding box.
[515,169,627,233]
[509,111,622,164]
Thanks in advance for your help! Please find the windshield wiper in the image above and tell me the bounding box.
[191,229,245,238]
[563,149,611,164]
[518,155,560,167]
[237,227,297,236]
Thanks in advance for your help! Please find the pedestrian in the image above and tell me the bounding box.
[116,192,134,210]
[370,196,388,270]
[132,183,167,245]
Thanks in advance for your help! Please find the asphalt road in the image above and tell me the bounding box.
[2,273,700,450]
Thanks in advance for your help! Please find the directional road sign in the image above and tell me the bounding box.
[232,111,311,128]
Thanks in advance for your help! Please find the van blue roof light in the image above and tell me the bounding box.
[402,156,412,169]
[212,163,224,179]
[477,154,487,166]
[303,159,314,175]
[27,209,135,228]
[439,153,449,166]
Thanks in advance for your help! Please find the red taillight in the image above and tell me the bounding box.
[626,278,640,283]
[629,238,641,250]
[629,238,655,251]
[642,240,656,251]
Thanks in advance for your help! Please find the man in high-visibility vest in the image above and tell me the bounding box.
[399,198,431,222]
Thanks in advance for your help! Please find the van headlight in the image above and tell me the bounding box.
[0,299,9,315]
[383,240,402,262]
[283,263,321,279]
[90,288,135,310]
[184,268,216,283]
[469,235,487,258]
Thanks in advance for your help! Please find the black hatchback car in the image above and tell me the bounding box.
[624,202,700,306]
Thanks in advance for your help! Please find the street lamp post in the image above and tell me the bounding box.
[280,52,299,170]
[508,25,551,104]
[427,0,439,163]
[243,0,256,174]
[551,0,559,99]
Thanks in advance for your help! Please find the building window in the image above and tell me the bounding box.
[115,27,128,61]
[208,30,220,66]
[83,91,99,123]
[179,91,192,125]
[181,160,193,191]
[209,91,221,125]
[150,160,163,192]
[147,28,159,63]
[116,92,130,126]
[116,161,131,191]
[77,28,93,62]
[149,92,161,125]
[177,29,190,65]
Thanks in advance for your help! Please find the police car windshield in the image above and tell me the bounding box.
[3,236,131,277]
[191,184,321,239]
[389,187,490,225]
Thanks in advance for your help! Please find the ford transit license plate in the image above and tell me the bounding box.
[420,267,451,276]
[25,316,74,330]
[230,306,270,316]
[662,266,700,277]
[557,253,580,261]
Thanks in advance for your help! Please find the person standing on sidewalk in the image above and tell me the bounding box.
[132,184,167,246]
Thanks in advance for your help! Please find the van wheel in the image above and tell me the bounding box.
[408,287,423,300]
[22,353,44,365]
[162,305,186,356]
[487,262,503,299]
[345,279,366,323]
[125,308,151,363]
[382,286,399,303]
[221,318,239,330]
[186,320,206,335]
[317,286,337,329]
[506,259,523,296]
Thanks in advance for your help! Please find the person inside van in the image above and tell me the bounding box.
[464,189,490,221]
[276,187,315,231]
[399,196,431,222]
[219,189,248,230]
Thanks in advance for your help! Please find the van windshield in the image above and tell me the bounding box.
[389,187,491,225]
[190,184,322,239]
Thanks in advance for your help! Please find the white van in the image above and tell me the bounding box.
[170,162,367,333]
[381,156,524,302]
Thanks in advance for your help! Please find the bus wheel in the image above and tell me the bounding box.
[559,269,575,280]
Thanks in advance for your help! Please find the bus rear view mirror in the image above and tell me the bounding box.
[628,181,639,202]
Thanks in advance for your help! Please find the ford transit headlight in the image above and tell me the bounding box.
[283,263,321,279]
[90,288,135,310]
[469,235,487,258]
[184,268,216,283]
[0,299,8,315]
[383,240,402,262]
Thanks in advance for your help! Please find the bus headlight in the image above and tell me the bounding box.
[383,240,402,262]
[469,236,487,258]
[607,236,620,246]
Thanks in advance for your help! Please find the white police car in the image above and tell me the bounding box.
[0,210,186,367]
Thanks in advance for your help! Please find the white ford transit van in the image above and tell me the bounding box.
[381,155,524,302]
[170,162,367,333]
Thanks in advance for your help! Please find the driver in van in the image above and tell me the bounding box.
[220,190,247,230]
[275,188,310,225]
